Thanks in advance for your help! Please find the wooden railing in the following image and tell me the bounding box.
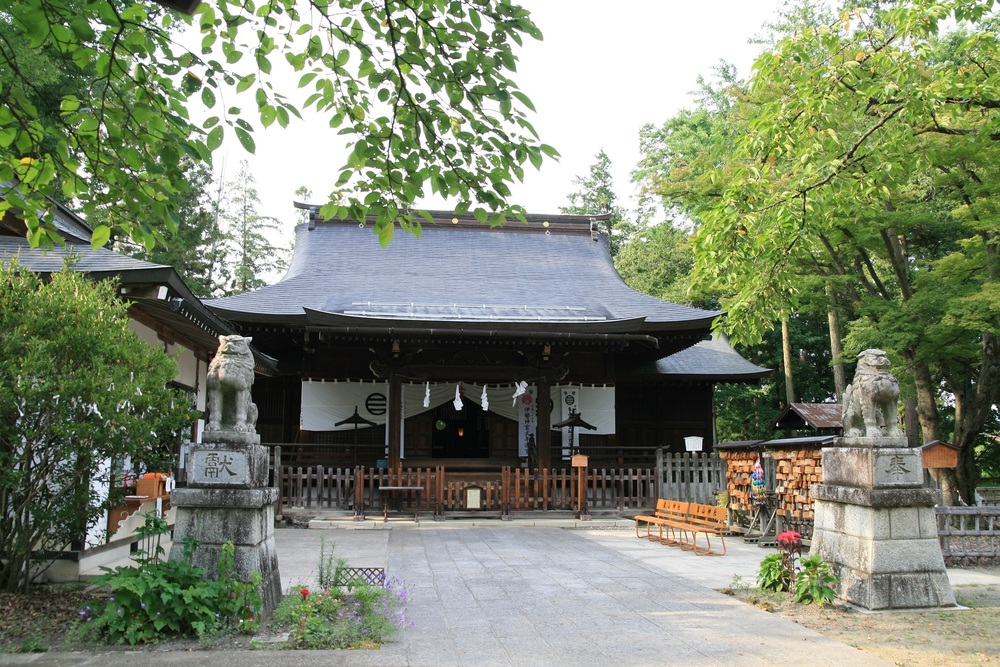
[274,463,658,515]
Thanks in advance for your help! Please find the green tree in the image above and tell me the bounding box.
[1,0,555,249]
[631,61,747,226]
[560,149,634,256]
[110,162,225,296]
[0,264,192,592]
[615,222,698,306]
[0,13,93,172]
[220,160,286,294]
[652,1,1000,502]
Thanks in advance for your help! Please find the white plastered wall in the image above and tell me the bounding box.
[82,320,207,545]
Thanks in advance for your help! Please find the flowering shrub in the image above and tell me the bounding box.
[758,531,801,592]
[777,530,803,585]
[756,530,838,605]
[272,579,410,649]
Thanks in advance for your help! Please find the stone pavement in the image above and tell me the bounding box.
[6,516,997,666]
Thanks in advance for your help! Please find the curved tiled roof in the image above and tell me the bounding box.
[624,334,771,382]
[207,213,721,335]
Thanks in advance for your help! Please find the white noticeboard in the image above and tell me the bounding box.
[684,436,704,452]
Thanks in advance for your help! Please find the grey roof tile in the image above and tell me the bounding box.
[632,334,771,381]
[207,216,721,333]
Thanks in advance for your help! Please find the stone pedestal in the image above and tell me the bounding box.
[810,437,955,610]
[169,440,282,616]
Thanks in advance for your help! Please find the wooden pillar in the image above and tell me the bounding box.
[388,369,402,469]
[536,375,551,470]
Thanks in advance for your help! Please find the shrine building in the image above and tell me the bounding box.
[205,208,769,471]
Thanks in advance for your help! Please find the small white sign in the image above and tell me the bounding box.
[684,436,704,452]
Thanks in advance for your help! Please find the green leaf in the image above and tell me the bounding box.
[201,87,216,108]
[91,224,111,248]
[236,74,256,93]
[207,126,224,150]
[235,127,256,153]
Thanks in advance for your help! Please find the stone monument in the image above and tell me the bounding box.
[810,349,955,609]
[169,335,283,615]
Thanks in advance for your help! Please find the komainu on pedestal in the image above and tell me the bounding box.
[169,335,283,616]
[810,349,955,610]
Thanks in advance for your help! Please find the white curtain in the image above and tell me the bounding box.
[300,379,388,431]
[300,379,615,434]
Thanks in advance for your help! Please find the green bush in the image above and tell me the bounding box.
[792,555,838,606]
[271,581,408,650]
[72,534,262,645]
[756,535,839,606]
[0,265,193,592]
[756,553,791,592]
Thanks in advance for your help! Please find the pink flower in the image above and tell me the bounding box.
[777,530,801,546]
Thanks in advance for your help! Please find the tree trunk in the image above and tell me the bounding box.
[905,351,941,443]
[947,331,1000,504]
[902,351,959,503]
[826,303,847,402]
[782,316,797,405]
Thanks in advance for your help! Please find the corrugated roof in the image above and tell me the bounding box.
[773,403,843,431]
[206,214,721,334]
[716,435,838,449]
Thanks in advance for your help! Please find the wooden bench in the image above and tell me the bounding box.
[634,498,669,540]
[378,485,424,522]
[634,500,728,556]
[682,503,727,556]
[634,499,690,546]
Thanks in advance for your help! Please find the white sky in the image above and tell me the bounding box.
[217,1,786,229]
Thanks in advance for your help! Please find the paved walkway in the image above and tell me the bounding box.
[6,516,998,666]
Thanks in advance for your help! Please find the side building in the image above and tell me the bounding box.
[0,196,275,580]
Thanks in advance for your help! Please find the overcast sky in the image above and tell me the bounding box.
[219,1,787,229]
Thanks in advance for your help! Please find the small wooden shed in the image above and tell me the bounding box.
[772,403,843,435]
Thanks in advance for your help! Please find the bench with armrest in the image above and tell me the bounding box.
[634,499,690,547]
[682,503,727,556]
[634,500,728,556]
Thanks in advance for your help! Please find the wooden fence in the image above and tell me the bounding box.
[272,447,729,516]
[655,450,726,505]
[269,447,997,562]
[275,463,659,515]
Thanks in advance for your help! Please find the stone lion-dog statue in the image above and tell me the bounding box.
[842,349,902,438]
[207,335,258,433]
